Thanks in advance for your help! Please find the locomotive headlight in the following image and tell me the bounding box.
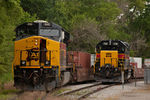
[35,42,38,45]
[45,61,50,66]
[115,68,118,71]
[22,61,25,64]
[99,67,101,71]
[46,61,49,64]
[21,60,26,66]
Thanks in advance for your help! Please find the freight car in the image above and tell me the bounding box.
[94,40,132,82]
[12,20,93,91]
[67,51,94,82]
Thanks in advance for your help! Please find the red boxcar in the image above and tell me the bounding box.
[67,51,94,82]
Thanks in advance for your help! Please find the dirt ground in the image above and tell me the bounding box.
[107,84,150,100]
[0,81,68,100]
[13,91,66,100]
[87,81,150,100]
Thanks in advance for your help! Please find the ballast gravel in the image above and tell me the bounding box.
[86,81,150,100]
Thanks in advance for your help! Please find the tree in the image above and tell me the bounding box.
[20,0,53,19]
[0,0,36,82]
[69,18,107,53]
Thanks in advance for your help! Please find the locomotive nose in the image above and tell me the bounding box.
[100,51,118,68]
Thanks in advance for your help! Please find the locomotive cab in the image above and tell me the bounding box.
[15,20,70,43]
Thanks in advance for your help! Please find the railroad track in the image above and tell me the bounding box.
[77,79,144,100]
[57,82,102,96]
[78,84,114,100]
[57,82,115,100]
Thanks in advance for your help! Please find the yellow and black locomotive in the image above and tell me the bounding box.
[12,20,70,91]
[94,40,131,82]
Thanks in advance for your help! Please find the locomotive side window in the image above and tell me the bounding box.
[96,41,127,53]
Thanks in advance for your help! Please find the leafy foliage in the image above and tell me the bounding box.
[69,18,107,53]
[0,0,36,82]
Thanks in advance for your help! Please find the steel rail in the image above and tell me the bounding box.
[78,84,114,100]
[57,82,102,96]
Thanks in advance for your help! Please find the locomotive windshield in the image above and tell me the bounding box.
[100,45,125,53]
[16,23,38,37]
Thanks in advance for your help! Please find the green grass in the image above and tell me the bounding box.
[37,98,41,100]
[0,89,19,95]
[53,88,71,95]
[0,72,15,100]
[74,90,89,95]
[0,72,13,83]
[0,72,13,89]
[0,89,19,100]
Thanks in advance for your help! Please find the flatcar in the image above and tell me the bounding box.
[94,40,132,82]
[12,20,93,91]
